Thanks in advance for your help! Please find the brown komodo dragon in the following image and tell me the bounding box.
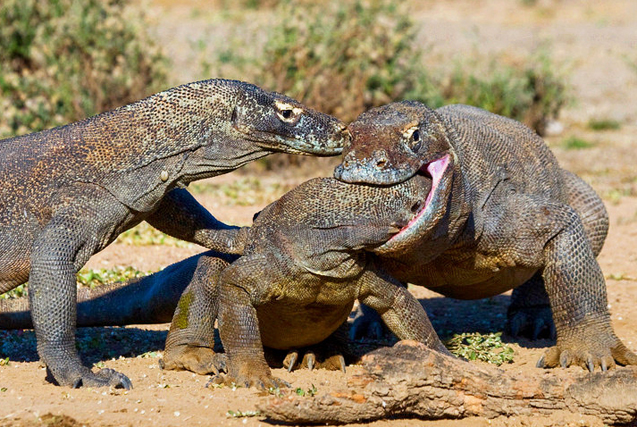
[1,174,448,389]
[0,78,349,389]
[334,101,636,371]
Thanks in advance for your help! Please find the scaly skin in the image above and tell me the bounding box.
[335,102,636,372]
[177,176,448,389]
[0,176,446,389]
[0,79,349,389]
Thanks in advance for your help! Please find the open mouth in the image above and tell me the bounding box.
[393,153,451,238]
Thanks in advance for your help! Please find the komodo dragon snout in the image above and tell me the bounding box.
[230,84,350,155]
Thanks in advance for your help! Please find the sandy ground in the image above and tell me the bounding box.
[2,0,637,426]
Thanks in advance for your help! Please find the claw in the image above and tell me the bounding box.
[302,353,316,371]
[536,354,546,368]
[601,359,608,372]
[586,357,595,373]
[337,355,346,373]
[283,350,299,372]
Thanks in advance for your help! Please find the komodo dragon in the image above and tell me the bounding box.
[0,78,349,389]
[334,101,636,371]
[1,174,448,389]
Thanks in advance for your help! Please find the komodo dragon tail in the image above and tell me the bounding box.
[0,251,236,330]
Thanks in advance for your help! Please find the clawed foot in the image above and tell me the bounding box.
[51,366,132,389]
[282,349,346,373]
[160,345,226,375]
[507,305,556,340]
[537,337,637,372]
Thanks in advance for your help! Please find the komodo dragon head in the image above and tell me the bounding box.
[333,101,459,255]
[224,80,350,156]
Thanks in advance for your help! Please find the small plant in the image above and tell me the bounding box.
[116,222,192,247]
[588,118,621,131]
[76,266,150,288]
[429,49,571,135]
[1,266,151,299]
[0,284,27,300]
[561,136,594,150]
[445,332,514,366]
[294,384,318,397]
[190,178,293,207]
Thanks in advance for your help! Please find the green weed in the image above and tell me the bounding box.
[116,222,192,247]
[204,0,569,142]
[445,332,514,366]
[190,178,293,206]
[588,118,621,131]
[561,136,594,150]
[1,266,151,299]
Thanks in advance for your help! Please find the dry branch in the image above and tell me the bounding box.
[260,341,637,425]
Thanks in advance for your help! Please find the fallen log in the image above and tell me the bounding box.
[260,341,637,425]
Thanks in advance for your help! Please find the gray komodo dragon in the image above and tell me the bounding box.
[334,101,636,371]
[0,78,349,389]
[165,174,447,389]
[1,174,448,389]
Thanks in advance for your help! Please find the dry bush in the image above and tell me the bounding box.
[0,0,168,138]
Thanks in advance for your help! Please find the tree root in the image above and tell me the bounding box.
[260,340,637,425]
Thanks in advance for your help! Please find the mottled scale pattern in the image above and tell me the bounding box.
[0,78,349,388]
[336,101,635,371]
[157,175,447,389]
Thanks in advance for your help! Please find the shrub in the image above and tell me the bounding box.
[418,49,571,136]
[218,0,425,123]
[0,0,168,138]
[209,0,570,138]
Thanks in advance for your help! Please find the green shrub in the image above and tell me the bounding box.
[422,50,571,136]
[209,0,569,138]
[0,0,168,138]
[253,0,424,123]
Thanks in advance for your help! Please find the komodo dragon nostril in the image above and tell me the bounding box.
[377,158,387,168]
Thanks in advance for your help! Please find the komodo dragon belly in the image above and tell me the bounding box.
[385,255,538,300]
[256,301,354,349]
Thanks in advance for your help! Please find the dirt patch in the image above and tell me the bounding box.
[2,0,637,426]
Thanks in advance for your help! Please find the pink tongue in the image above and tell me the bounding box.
[398,154,450,235]
[423,155,449,208]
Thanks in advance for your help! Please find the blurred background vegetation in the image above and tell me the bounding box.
[0,0,167,138]
[0,0,570,144]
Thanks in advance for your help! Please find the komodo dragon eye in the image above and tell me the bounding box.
[404,126,422,152]
[274,100,303,124]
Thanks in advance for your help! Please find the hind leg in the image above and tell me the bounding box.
[507,169,608,340]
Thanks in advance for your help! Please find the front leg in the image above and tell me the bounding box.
[162,254,237,375]
[358,267,450,355]
[537,206,637,371]
[30,214,131,389]
[214,256,288,390]
[146,188,247,254]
